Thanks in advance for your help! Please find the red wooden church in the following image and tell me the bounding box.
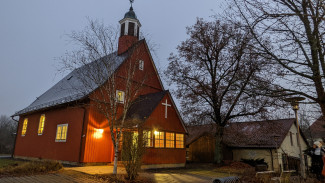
[12,5,187,169]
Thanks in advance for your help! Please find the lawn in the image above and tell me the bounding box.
[0,158,23,168]
[0,158,63,177]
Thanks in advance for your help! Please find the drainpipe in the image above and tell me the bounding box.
[11,116,19,158]
[78,107,87,164]
[270,149,274,171]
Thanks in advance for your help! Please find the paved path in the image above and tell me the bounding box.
[0,171,103,183]
[65,165,126,175]
[0,165,218,183]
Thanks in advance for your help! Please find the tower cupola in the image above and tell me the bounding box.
[118,2,141,55]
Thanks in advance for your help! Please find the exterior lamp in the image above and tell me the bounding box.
[93,128,104,139]
[154,130,159,136]
[284,96,305,178]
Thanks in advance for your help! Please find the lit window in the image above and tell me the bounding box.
[55,124,68,142]
[166,132,175,148]
[116,90,125,103]
[38,114,45,135]
[154,131,164,148]
[139,60,144,71]
[144,130,153,147]
[21,118,28,136]
[176,133,184,148]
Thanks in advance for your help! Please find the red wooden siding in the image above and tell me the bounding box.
[14,107,84,162]
[81,104,114,163]
[144,95,185,133]
[116,41,163,92]
[142,94,186,164]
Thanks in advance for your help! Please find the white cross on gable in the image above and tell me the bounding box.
[162,99,171,119]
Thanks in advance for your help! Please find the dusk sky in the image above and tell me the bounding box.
[0,0,222,117]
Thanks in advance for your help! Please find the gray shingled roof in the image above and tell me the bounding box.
[125,91,167,121]
[309,116,325,140]
[14,51,128,116]
[186,119,296,148]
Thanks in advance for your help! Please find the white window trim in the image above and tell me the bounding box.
[55,123,68,142]
[139,60,144,71]
[116,90,125,104]
[38,114,45,135]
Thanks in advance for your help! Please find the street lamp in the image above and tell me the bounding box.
[284,97,305,178]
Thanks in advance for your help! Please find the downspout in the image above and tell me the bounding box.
[78,107,87,164]
[11,116,19,158]
[270,149,274,171]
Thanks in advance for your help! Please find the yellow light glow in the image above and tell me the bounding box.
[154,131,159,136]
[94,128,104,139]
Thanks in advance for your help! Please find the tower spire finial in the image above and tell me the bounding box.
[130,0,134,8]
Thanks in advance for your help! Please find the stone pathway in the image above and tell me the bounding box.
[0,171,102,183]
[152,173,214,183]
[0,165,222,183]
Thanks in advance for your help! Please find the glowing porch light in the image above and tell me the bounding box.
[154,130,159,136]
[93,128,104,139]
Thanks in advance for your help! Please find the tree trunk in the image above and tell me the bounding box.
[214,125,224,164]
[113,140,119,175]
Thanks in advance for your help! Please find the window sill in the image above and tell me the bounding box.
[55,139,67,142]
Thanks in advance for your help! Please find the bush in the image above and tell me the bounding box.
[122,131,146,181]
[0,160,63,177]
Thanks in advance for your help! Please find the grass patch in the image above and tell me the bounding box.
[0,158,24,168]
[0,158,63,177]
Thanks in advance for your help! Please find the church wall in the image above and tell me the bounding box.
[115,41,163,93]
[81,104,114,163]
[142,94,186,165]
[143,95,185,133]
[14,106,85,162]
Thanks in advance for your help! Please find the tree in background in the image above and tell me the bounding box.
[230,0,325,116]
[61,20,147,175]
[0,115,17,154]
[165,18,278,163]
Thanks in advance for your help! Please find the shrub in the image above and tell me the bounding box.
[121,131,146,181]
[0,160,63,177]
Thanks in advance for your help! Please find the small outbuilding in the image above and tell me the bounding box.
[186,119,310,172]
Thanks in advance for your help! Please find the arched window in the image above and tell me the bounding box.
[38,114,45,135]
[21,118,28,136]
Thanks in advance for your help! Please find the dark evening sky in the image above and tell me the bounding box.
[0,0,221,117]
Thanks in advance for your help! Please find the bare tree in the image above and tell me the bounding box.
[0,115,17,154]
[230,0,325,116]
[165,18,278,163]
[61,20,147,175]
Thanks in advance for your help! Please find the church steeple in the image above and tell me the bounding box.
[118,1,141,55]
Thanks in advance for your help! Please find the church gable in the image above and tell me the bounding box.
[143,92,186,133]
[114,39,164,93]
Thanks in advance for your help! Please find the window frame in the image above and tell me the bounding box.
[21,118,28,136]
[116,90,125,104]
[176,133,184,148]
[38,114,45,135]
[144,130,153,147]
[139,60,144,71]
[154,131,165,148]
[55,123,68,142]
[290,132,293,146]
[165,132,175,148]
